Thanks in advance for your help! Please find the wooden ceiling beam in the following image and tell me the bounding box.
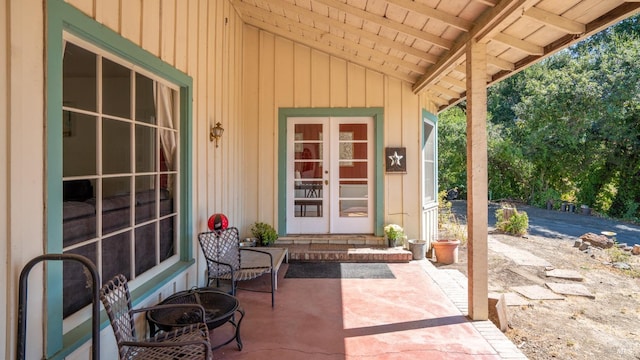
[440,75,466,90]
[385,0,473,31]
[412,0,537,93]
[313,0,454,50]
[236,3,426,74]
[242,17,416,83]
[241,0,439,64]
[488,2,640,86]
[524,7,585,34]
[487,55,514,71]
[432,84,462,99]
[471,0,498,6]
[492,33,544,55]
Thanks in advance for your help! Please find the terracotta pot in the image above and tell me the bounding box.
[433,239,460,264]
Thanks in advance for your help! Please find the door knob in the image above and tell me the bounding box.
[324,180,329,185]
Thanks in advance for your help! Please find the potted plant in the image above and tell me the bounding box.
[384,224,404,247]
[250,222,278,246]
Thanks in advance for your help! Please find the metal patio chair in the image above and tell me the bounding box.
[198,227,275,307]
[99,274,213,360]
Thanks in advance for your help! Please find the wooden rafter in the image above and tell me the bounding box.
[413,0,536,93]
[523,7,585,34]
[236,3,426,75]
[240,0,440,64]
[241,16,416,83]
[312,0,454,50]
[385,0,473,31]
[492,33,544,55]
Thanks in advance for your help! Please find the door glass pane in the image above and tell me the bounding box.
[135,124,156,173]
[340,199,368,217]
[63,43,96,112]
[63,112,97,177]
[339,161,367,178]
[341,123,367,140]
[294,123,322,140]
[293,124,324,218]
[103,58,131,118]
[295,142,322,179]
[103,118,131,174]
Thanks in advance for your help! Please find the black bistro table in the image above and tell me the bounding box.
[146,288,245,350]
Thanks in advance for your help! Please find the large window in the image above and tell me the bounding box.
[61,39,179,318]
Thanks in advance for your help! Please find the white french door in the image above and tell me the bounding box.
[286,117,374,234]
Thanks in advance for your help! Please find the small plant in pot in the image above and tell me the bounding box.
[250,222,278,246]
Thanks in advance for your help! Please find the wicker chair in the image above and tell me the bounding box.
[99,274,213,360]
[198,227,275,307]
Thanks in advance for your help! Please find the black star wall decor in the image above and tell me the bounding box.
[385,147,406,173]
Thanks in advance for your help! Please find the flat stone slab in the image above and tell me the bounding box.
[545,269,584,282]
[511,285,565,300]
[489,238,552,267]
[489,292,531,306]
[545,282,595,299]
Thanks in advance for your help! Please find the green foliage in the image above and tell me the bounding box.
[250,222,278,246]
[607,246,631,264]
[495,205,529,236]
[439,15,640,222]
[437,106,467,197]
[437,190,467,245]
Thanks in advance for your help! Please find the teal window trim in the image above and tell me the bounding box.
[422,109,438,205]
[46,1,193,357]
[277,107,384,236]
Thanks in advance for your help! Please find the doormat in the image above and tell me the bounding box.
[284,262,395,279]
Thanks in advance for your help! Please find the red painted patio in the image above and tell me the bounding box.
[209,260,526,359]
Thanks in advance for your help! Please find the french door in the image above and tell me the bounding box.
[286,117,374,234]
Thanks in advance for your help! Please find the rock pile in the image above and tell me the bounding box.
[579,232,614,249]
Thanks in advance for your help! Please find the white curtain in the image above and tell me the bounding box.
[156,83,177,193]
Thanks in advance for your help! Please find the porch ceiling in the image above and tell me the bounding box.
[230,0,640,111]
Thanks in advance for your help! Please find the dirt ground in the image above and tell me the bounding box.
[434,206,640,360]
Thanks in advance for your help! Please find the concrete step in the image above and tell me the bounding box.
[270,235,412,263]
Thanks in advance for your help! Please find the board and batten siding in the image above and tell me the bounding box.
[241,24,430,240]
[64,0,245,244]
[0,0,244,358]
[2,0,46,359]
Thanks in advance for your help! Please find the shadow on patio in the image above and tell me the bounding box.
[210,260,525,359]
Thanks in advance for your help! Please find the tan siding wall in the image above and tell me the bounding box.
[1,2,8,359]
[242,25,423,240]
[66,0,246,252]
[0,0,243,358]
[3,1,46,359]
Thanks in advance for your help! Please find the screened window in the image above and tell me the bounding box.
[61,40,179,318]
[422,119,437,204]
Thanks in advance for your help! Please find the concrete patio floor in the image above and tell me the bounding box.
[209,259,527,359]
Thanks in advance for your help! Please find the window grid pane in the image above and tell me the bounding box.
[62,41,179,319]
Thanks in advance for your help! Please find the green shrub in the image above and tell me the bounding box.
[495,205,529,236]
[250,222,278,246]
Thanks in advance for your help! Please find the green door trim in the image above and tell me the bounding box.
[277,107,384,236]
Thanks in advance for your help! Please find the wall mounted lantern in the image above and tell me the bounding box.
[210,122,224,147]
